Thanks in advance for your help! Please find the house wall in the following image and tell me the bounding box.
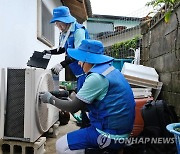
[141,4,180,115]
[87,21,114,34]
[87,17,141,47]
[0,0,65,80]
[87,17,141,34]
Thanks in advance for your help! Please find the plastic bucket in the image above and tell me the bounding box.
[131,97,153,137]
[166,123,180,154]
[112,59,133,71]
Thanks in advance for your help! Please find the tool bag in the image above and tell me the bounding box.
[141,100,178,154]
[124,100,179,154]
[142,100,178,137]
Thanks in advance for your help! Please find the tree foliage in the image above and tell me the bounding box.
[146,0,179,23]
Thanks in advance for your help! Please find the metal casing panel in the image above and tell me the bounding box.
[24,68,59,142]
[0,68,6,139]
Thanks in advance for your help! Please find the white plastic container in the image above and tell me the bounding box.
[132,88,152,98]
[121,63,163,100]
[121,63,159,82]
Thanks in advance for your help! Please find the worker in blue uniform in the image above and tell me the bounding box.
[43,6,90,125]
[40,39,135,154]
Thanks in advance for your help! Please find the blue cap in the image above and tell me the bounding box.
[50,6,76,24]
[67,39,114,64]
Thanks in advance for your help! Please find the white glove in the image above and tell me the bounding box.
[39,92,53,104]
[51,63,63,75]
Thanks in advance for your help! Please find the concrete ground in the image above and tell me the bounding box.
[45,114,80,154]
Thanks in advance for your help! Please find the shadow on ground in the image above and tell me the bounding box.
[45,114,80,154]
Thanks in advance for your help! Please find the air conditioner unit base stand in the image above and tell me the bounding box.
[45,121,60,138]
[0,137,46,154]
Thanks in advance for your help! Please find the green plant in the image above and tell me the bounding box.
[107,36,141,59]
[146,0,179,23]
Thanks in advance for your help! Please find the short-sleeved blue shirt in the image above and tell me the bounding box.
[76,73,109,104]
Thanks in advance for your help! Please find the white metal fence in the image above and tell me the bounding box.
[87,7,153,59]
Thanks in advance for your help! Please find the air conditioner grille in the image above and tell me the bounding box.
[4,69,25,138]
[36,73,54,132]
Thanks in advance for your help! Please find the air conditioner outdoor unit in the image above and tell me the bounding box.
[3,68,59,142]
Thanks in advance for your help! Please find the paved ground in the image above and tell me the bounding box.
[45,114,80,154]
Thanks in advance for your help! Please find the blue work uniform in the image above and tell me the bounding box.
[67,63,135,150]
[63,22,90,91]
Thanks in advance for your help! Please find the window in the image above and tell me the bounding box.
[37,0,55,47]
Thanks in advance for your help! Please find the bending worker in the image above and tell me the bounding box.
[43,6,90,125]
[40,39,135,154]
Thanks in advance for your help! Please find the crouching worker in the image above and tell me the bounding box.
[39,39,135,154]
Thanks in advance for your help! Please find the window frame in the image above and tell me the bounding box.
[37,0,55,47]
